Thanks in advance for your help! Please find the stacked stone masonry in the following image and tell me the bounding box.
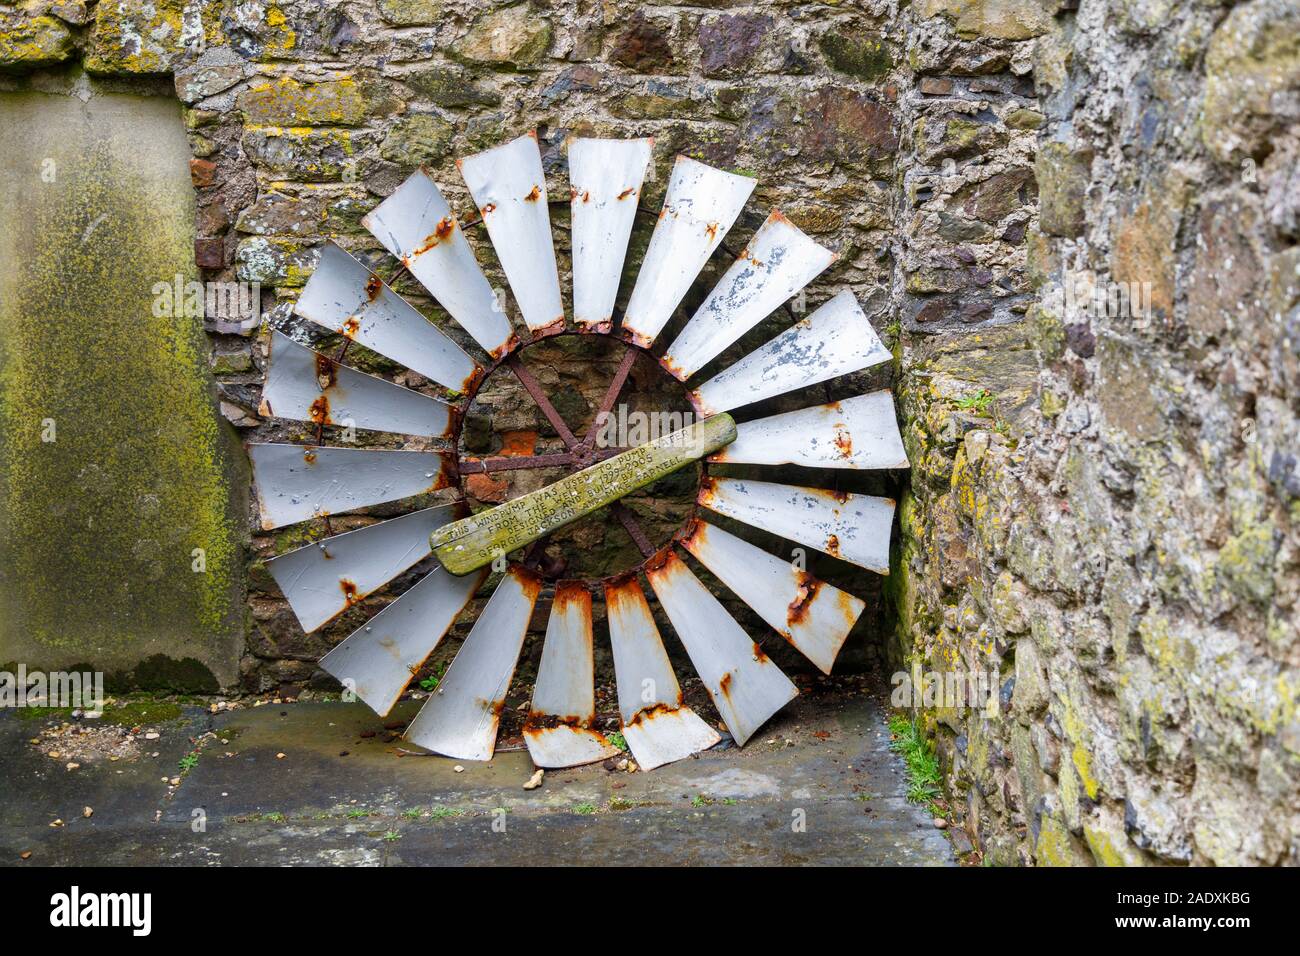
[1,0,1295,865]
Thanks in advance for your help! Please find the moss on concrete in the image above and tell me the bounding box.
[0,86,244,688]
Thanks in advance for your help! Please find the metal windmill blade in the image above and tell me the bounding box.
[362,171,516,358]
[678,519,864,675]
[620,156,755,348]
[248,444,454,530]
[458,132,566,336]
[604,576,720,771]
[253,135,910,771]
[319,564,487,717]
[523,582,620,768]
[691,289,891,415]
[662,211,837,381]
[568,137,654,333]
[264,504,464,633]
[261,331,455,438]
[404,565,543,761]
[294,242,484,391]
[645,550,798,746]
[709,391,908,471]
[698,476,896,573]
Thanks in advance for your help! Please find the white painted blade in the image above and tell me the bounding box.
[361,171,516,358]
[604,576,720,770]
[662,211,836,381]
[266,505,463,633]
[644,550,798,746]
[293,242,483,391]
[524,582,620,768]
[698,477,895,574]
[404,566,543,761]
[248,443,453,530]
[568,137,653,332]
[679,520,864,675]
[709,391,908,471]
[319,565,487,717]
[458,132,565,335]
[691,290,891,414]
[620,156,755,348]
[261,331,454,438]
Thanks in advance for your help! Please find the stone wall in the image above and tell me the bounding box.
[2,0,1296,865]
[0,0,905,693]
[892,0,1300,866]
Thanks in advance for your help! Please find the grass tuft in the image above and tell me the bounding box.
[888,715,943,811]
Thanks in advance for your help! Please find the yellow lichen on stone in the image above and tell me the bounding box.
[85,0,187,76]
[0,14,76,71]
[1035,814,1093,866]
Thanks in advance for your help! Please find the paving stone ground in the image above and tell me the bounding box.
[0,687,954,867]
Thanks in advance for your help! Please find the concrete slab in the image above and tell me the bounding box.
[0,686,955,866]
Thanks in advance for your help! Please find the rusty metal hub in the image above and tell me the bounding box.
[450,327,704,583]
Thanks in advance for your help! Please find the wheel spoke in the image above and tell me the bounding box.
[506,355,579,448]
[459,453,573,475]
[459,448,627,474]
[579,345,639,451]
[502,345,659,565]
[611,502,655,557]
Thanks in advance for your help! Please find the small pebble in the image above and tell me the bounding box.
[19,851,32,860]
[276,752,286,759]
[82,807,93,818]
[454,765,464,773]
[933,817,948,829]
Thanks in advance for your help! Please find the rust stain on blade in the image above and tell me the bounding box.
[677,516,706,548]
[262,330,455,439]
[308,394,331,425]
[409,217,456,257]
[339,578,360,606]
[488,331,522,362]
[787,572,820,626]
[554,579,591,611]
[626,702,676,727]
[523,579,617,768]
[604,573,720,770]
[674,516,863,676]
[696,474,718,507]
[644,549,797,745]
[833,425,853,458]
[532,315,566,338]
[402,563,544,759]
[314,353,337,388]
[810,486,851,505]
